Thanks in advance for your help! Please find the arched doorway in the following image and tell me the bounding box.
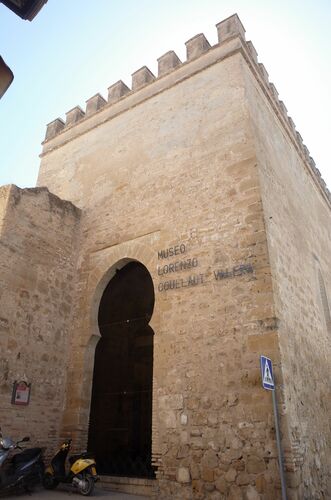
[88,261,155,478]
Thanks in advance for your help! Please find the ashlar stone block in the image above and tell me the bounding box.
[288,116,296,134]
[131,66,155,91]
[85,93,106,116]
[258,63,269,84]
[107,80,130,103]
[246,41,258,64]
[176,466,190,483]
[45,118,65,141]
[296,131,304,147]
[157,51,181,76]
[185,33,211,61]
[216,14,246,43]
[65,106,85,126]
[279,100,288,116]
[269,83,279,100]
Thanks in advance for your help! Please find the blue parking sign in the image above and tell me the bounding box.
[260,355,275,390]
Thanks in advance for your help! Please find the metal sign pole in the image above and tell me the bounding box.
[271,376,287,500]
[260,356,287,500]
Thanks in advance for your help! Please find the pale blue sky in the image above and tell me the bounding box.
[1,0,330,190]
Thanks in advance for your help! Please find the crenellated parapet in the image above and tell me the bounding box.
[43,13,330,204]
[44,13,249,143]
[243,37,330,203]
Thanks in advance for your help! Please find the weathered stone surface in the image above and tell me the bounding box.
[177,445,189,458]
[65,105,85,126]
[246,455,266,474]
[131,66,155,91]
[244,484,260,500]
[185,33,211,60]
[255,474,266,493]
[236,472,250,485]
[216,14,245,42]
[0,186,81,453]
[210,491,222,500]
[192,479,203,498]
[202,450,219,469]
[190,462,200,480]
[215,475,227,493]
[85,93,106,116]
[201,467,214,482]
[0,11,329,500]
[157,50,181,76]
[258,63,269,83]
[45,117,65,140]
[107,80,130,103]
[246,41,258,63]
[228,484,244,500]
[162,410,176,428]
[180,413,188,425]
[225,468,237,483]
[176,466,190,483]
[221,449,243,464]
[207,412,218,427]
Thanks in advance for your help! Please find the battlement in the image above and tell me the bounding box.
[43,13,330,205]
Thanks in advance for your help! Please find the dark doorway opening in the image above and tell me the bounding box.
[88,261,155,478]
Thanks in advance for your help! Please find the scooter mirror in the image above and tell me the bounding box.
[22,436,30,442]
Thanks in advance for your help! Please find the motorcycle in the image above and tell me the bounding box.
[0,427,44,495]
[43,438,98,496]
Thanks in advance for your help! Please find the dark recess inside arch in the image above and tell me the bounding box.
[88,261,155,478]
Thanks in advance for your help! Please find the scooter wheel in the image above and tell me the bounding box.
[42,472,59,490]
[79,474,95,496]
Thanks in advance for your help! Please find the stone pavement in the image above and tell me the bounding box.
[2,484,148,499]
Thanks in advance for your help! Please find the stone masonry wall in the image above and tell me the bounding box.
[0,185,81,454]
[37,33,284,498]
[243,58,331,499]
[1,13,328,499]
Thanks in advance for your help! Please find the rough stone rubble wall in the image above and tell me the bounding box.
[0,185,81,453]
[243,57,331,498]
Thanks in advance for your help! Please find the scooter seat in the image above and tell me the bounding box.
[12,448,42,465]
[69,452,94,465]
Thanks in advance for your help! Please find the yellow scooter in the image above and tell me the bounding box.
[43,439,98,496]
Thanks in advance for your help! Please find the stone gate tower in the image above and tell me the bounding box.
[1,14,330,500]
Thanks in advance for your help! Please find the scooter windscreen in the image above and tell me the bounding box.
[0,437,14,450]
